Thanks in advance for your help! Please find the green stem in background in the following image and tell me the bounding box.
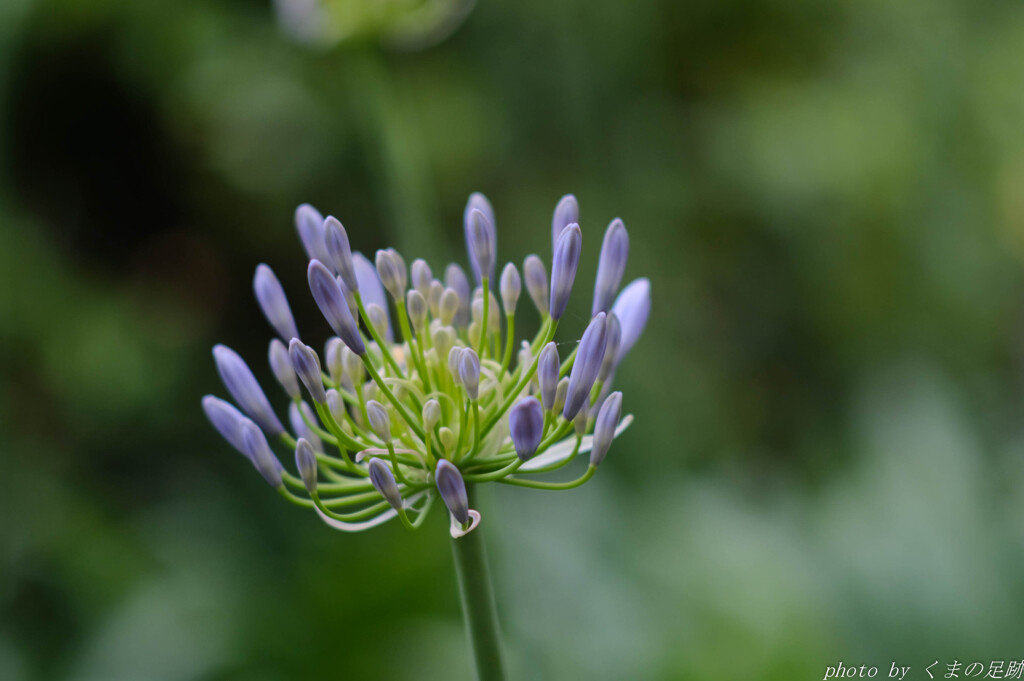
[477,276,491,359]
[451,486,506,681]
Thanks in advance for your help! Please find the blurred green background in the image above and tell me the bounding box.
[4,0,1024,679]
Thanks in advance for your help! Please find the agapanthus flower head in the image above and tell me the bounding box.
[204,192,650,537]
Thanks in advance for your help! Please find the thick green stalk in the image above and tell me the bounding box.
[451,486,506,681]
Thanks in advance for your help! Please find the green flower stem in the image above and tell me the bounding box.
[499,464,597,490]
[559,344,578,378]
[482,320,559,436]
[500,314,515,373]
[477,277,491,358]
[451,485,506,681]
[463,458,523,483]
[354,292,406,377]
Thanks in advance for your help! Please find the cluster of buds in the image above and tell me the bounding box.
[203,193,651,537]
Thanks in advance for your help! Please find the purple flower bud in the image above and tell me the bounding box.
[202,395,248,455]
[563,312,608,421]
[448,346,465,380]
[294,437,318,494]
[369,457,403,511]
[240,420,284,488]
[375,248,407,302]
[549,224,582,320]
[551,194,579,254]
[500,262,521,316]
[253,264,299,342]
[591,218,629,317]
[366,400,391,443]
[407,289,428,333]
[610,278,651,363]
[445,264,471,328]
[435,459,469,525]
[537,342,560,410]
[598,313,621,382]
[324,216,358,293]
[459,349,481,400]
[590,391,622,466]
[212,345,284,436]
[523,255,548,316]
[465,208,496,285]
[509,396,544,461]
[289,401,322,452]
[288,339,326,404]
[308,259,365,355]
[269,339,301,400]
[411,259,432,298]
[295,203,329,263]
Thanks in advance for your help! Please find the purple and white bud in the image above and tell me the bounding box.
[253,264,299,342]
[240,420,284,488]
[308,259,365,355]
[590,391,622,466]
[610,278,651,363]
[563,312,608,421]
[551,194,579,254]
[537,342,560,411]
[598,313,621,383]
[269,339,301,400]
[439,287,459,325]
[369,458,403,510]
[435,459,469,525]
[294,437,318,494]
[366,400,391,443]
[428,280,444,317]
[448,346,465,381]
[366,303,390,342]
[375,248,407,302]
[465,208,496,285]
[295,203,329,263]
[549,224,582,321]
[324,216,358,293]
[459,349,481,400]
[289,401,322,452]
[523,255,549,317]
[509,396,544,461]
[212,345,284,435]
[407,290,428,334]
[411,259,432,298]
[591,218,630,317]
[500,262,521,316]
[423,399,442,431]
[202,395,248,455]
[288,339,327,404]
[445,264,471,328]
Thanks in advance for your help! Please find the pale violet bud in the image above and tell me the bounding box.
[537,342,560,411]
[325,337,344,385]
[240,420,284,488]
[459,349,481,400]
[592,218,630,317]
[500,262,521,316]
[465,208,496,285]
[294,437,318,494]
[428,280,444,318]
[269,339,301,400]
[553,377,569,415]
[375,248,407,302]
[435,459,469,525]
[423,399,442,430]
[563,312,608,420]
[411,259,432,298]
[590,391,622,466]
[509,397,544,461]
[289,401,322,452]
[448,346,465,381]
[598,313,621,382]
[202,395,248,455]
[574,399,590,437]
[336,275,358,318]
[463,193,496,283]
[551,194,579,254]
[320,215,357,293]
[439,287,459,325]
[610,278,651,363]
[549,224,582,320]
[253,264,299,342]
[213,345,284,436]
[366,400,391,442]
[445,263,471,328]
[326,389,347,426]
[295,203,329,263]
[288,339,327,404]
[367,303,390,342]
[407,290,428,334]
[523,255,549,316]
[354,251,393,341]
[308,259,365,355]
[369,458,403,511]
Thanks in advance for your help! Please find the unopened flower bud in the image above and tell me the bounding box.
[375,248,407,302]
[324,216,358,293]
[423,399,441,430]
[326,389,347,426]
[590,391,622,466]
[411,259,432,298]
[448,346,465,381]
[509,397,544,461]
[240,420,284,488]
[435,459,469,525]
[325,337,344,385]
[438,427,456,455]
[445,263,471,328]
[551,194,579,254]
[366,400,391,443]
[538,342,560,410]
[464,194,496,283]
[407,290,428,334]
[354,252,393,341]
[459,349,481,400]
[574,399,590,437]
[254,264,299,342]
[289,401,322,452]
[202,395,248,455]
[369,458,403,510]
[269,339,301,400]
[295,203,328,263]
[599,313,621,382]
[523,255,549,317]
[550,224,582,320]
[563,312,608,420]
[433,327,455,361]
[553,377,569,415]
[342,345,364,384]
[213,345,284,435]
[295,437,318,494]
[367,303,390,341]
[439,287,459,325]
[428,280,444,317]
[289,339,327,404]
[308,259,365,355]
[500,262,521,316]
[610,278,651,363]
[592,218,629,317]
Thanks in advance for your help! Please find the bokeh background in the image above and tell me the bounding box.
[4,0,1024,679]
